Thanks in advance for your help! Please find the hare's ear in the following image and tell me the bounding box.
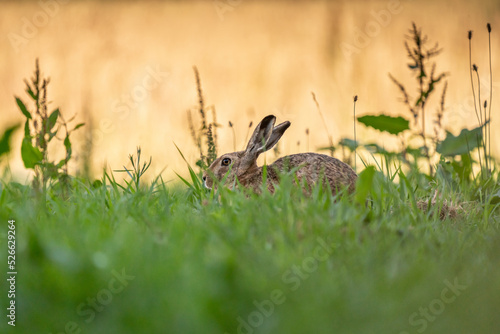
[244,115,276,156]
[265,121,291,152]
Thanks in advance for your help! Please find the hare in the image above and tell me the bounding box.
[202,115,358,195]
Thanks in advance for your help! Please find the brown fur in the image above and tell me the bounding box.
[203,115,358,195]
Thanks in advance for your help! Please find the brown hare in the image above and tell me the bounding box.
[202,115,358,195]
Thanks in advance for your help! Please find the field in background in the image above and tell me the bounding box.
[1,0,499,182]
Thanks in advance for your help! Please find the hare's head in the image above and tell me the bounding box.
[203,115,290,189]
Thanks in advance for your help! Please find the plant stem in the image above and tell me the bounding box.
[487,24,493,174]
[469,35,481,126]
[353,95,358,172]
[475,70,489,173]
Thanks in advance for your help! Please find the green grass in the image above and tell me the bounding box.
[1,166,499,334]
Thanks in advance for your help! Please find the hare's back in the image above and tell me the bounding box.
[273,153,357,191]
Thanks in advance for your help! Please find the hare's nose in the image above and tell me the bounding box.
[202,175,207,182]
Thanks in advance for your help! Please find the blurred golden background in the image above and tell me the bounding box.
[1,0,499,182]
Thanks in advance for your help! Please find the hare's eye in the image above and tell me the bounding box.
[221,158,231,166]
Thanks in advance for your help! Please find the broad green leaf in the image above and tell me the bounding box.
[64,134,72,160]
[48,131,58,141]
[26,85,36,100]
[21,138,43,169]
[363,143,400,157]
[56,134,73,169]
[24,119,31,137]
[357,114,410,135]
[339,138,359,151]
[364,143,389,155]
[73,123,85,131]
[490,190,500,205]
[56,159,66,169]
[355,165,376,206]
[47,109,59,131]
[437,126,483,156]
[16,97,31,119]
[0,124,20,158]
